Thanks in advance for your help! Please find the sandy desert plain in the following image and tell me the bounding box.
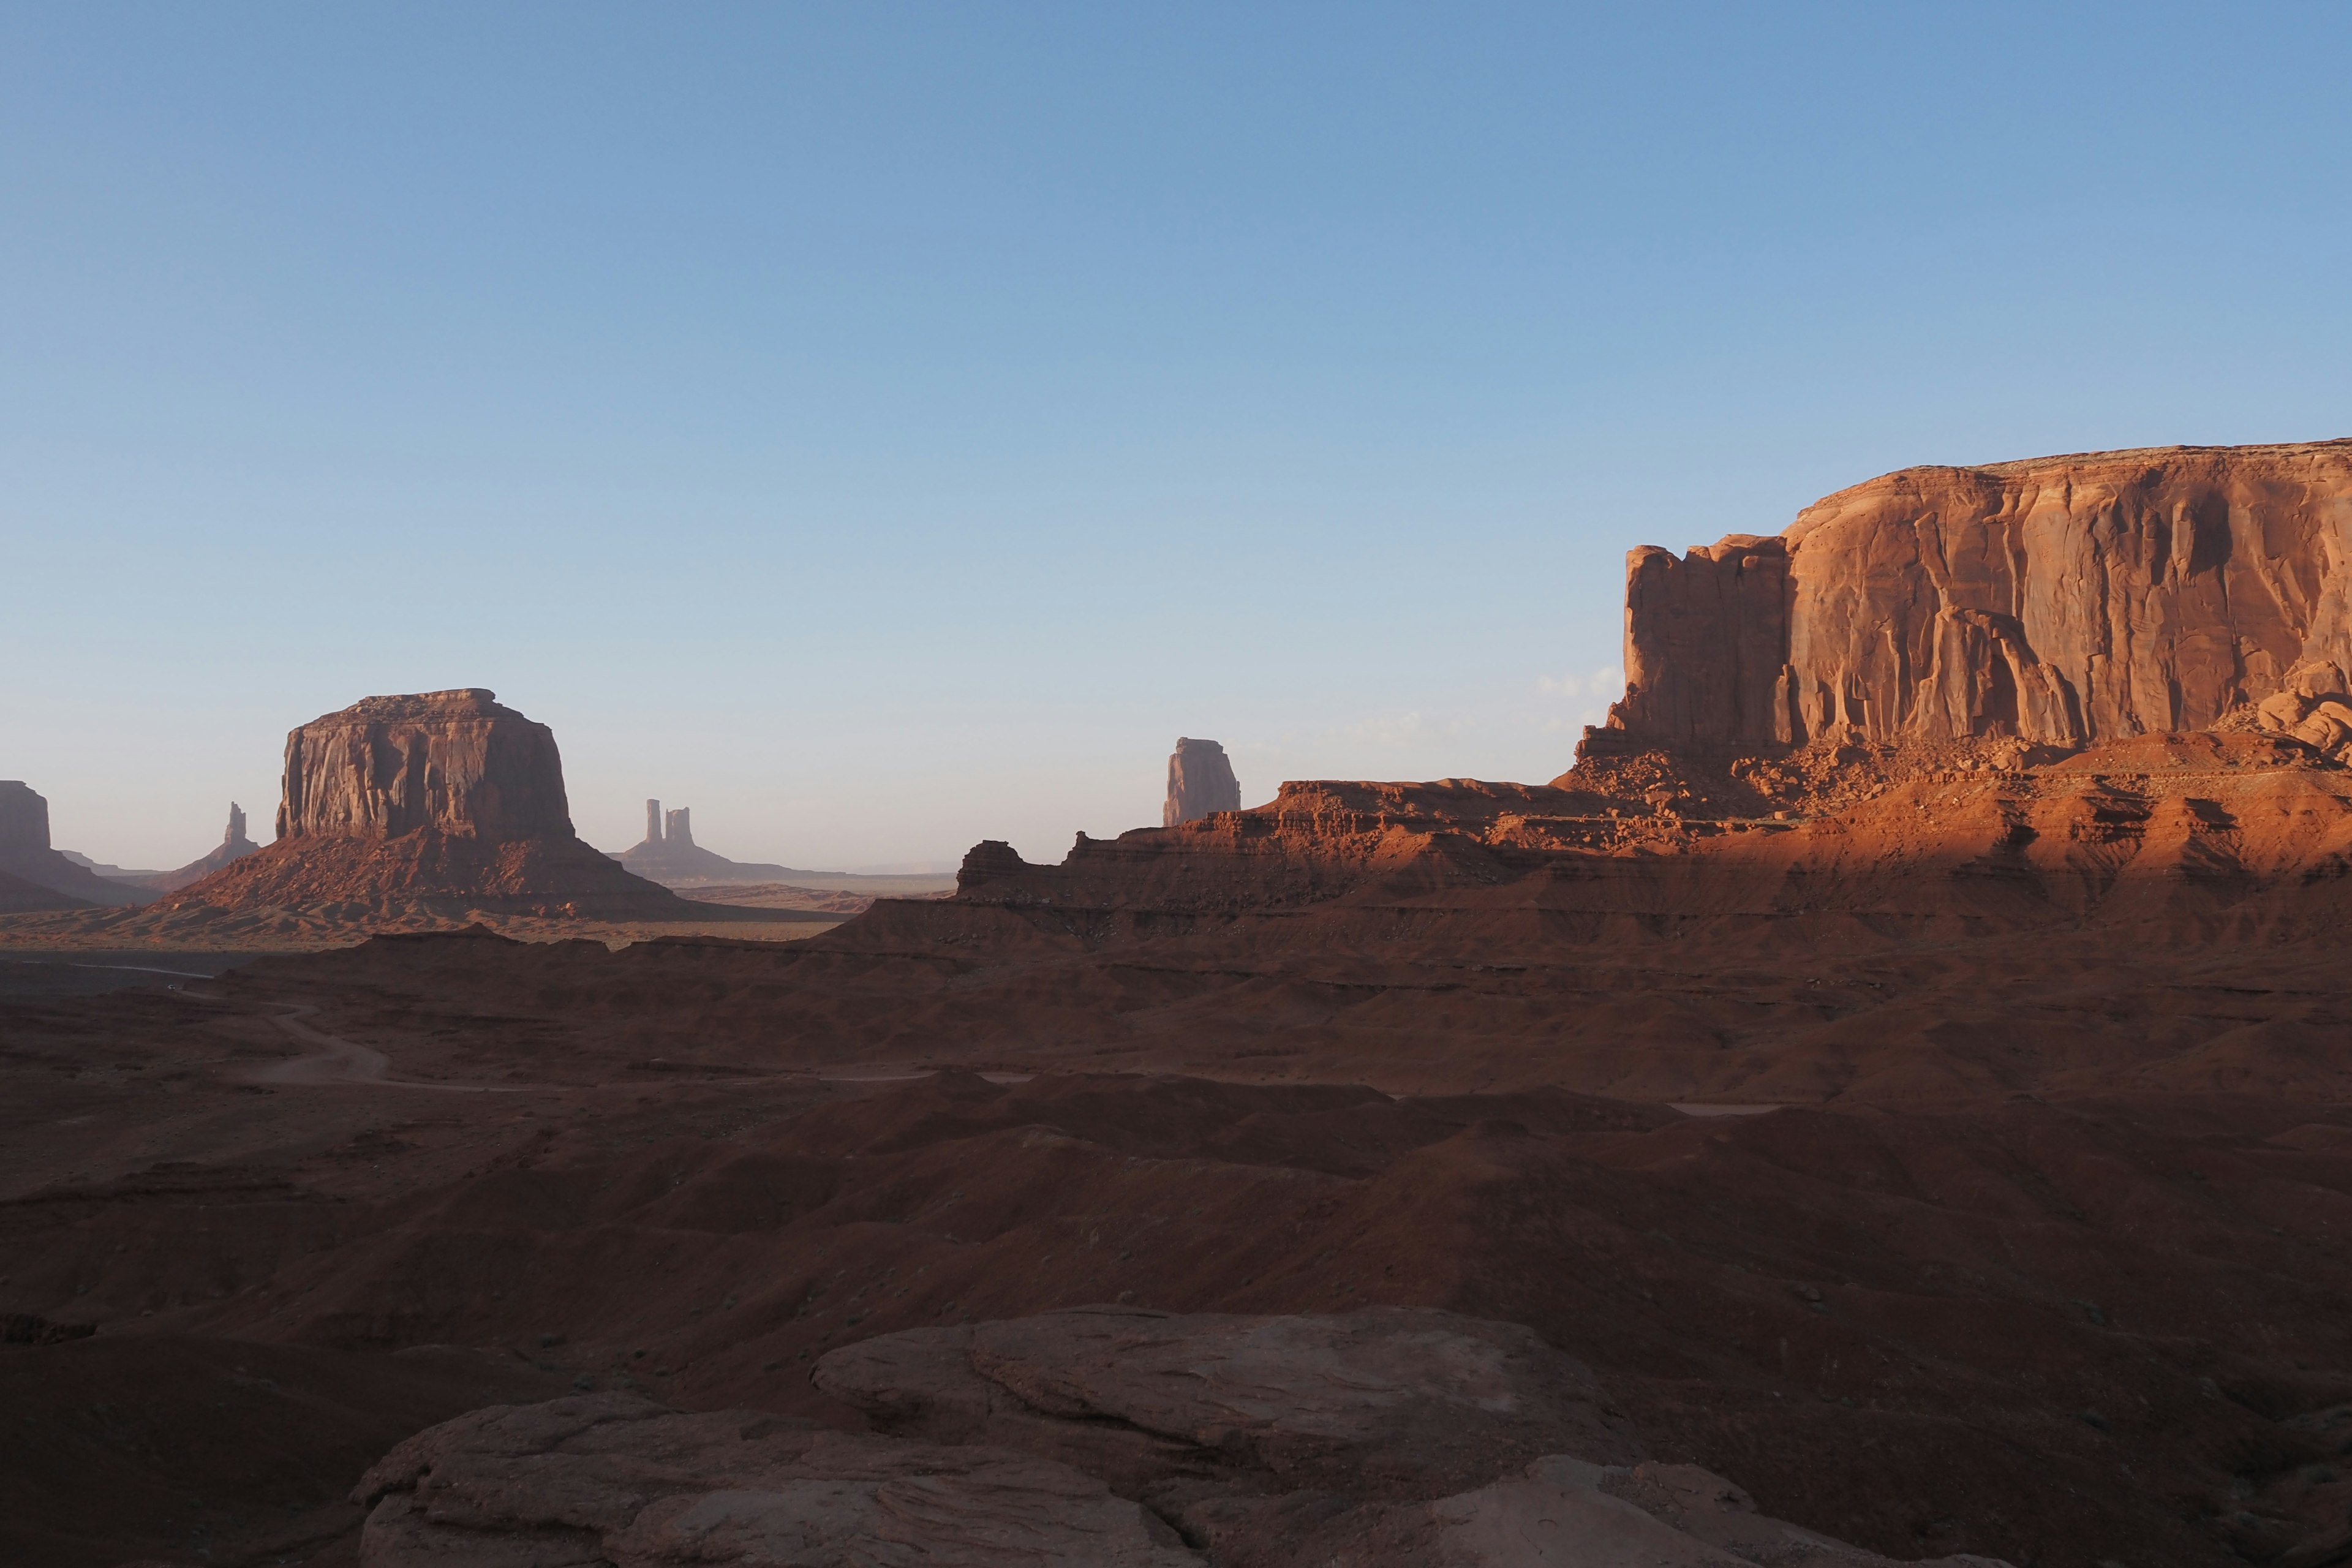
[10,441,2352,1568]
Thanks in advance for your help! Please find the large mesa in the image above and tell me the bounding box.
[1593,440,2352,756]
[160,689,684,918]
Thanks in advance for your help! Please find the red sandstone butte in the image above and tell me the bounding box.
[160,689,684,918]
[1164,737,1243,827]
[1605,440,2352,752]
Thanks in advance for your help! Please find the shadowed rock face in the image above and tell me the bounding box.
[353,1311,1994,1566]
[0,781,147,908]
[1609,440,2352,752]
[145,802,263,893]
[1165,738,1242,827]
[276,688,573,841]
[0,781,48,859]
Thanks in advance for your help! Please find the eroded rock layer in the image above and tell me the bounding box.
[276,688,573,840]
[1608,440,2352,752]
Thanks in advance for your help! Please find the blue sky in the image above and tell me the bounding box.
[4,2,2348,869]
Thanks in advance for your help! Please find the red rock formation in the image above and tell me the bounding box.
[276,690,572,841]
[0,780,149,907]
[162,690,684,918]
[1602,440,2352,753]
[145,802,263,893]
[617,797,801,886]
[1163,737,1242,826]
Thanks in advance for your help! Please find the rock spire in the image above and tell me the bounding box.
[1164,738,1242,827]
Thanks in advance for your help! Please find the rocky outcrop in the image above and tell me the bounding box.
[617,797,801,886]
[1600,440,2352,754]
[0,781,148,908]
[1,782,53,862]
[354,1311,2000,1566]
[1164,737,1242,826]
[160,692,686,918]
[144,803,263,893]
[276,689,573,841]
[354,1394,1194,1567]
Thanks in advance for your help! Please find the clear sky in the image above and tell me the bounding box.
[4,3,2348,870]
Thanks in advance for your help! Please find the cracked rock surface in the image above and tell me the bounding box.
[357,1309,2009,1566]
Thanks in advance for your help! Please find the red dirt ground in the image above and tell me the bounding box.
[9,734,2352,1567]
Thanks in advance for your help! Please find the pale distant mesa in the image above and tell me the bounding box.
[0,783,258,913]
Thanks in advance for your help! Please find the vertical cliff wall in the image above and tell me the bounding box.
[276,689,574,841]
[1602,441,2352,752]
[1165,738,1243,826]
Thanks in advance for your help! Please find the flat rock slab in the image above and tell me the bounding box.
[355,1313,2011,1567]
[353,1393,1199,1567]
[815,1303,1640,1498]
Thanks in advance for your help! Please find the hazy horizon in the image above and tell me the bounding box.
[7,4,2350,868]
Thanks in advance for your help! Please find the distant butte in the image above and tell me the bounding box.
[1164,737,1242,826]
[154,689,687,921]
[0,780,148,909]
[617,798,796,885]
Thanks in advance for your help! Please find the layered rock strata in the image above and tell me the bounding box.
[1602,440,2352,753]
[162,690,684,918]
[275,689,572,840]
[1164,737,1242,826]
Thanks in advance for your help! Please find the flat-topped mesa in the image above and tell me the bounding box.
[277,688,572,840]
[1593,440,2352,757]
[160,690,683,918]
[1164,737,1242,826]
[617,799,786,886]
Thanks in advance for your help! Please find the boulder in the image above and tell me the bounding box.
[1601,440,2352,753]
[1164,738,1242,826]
